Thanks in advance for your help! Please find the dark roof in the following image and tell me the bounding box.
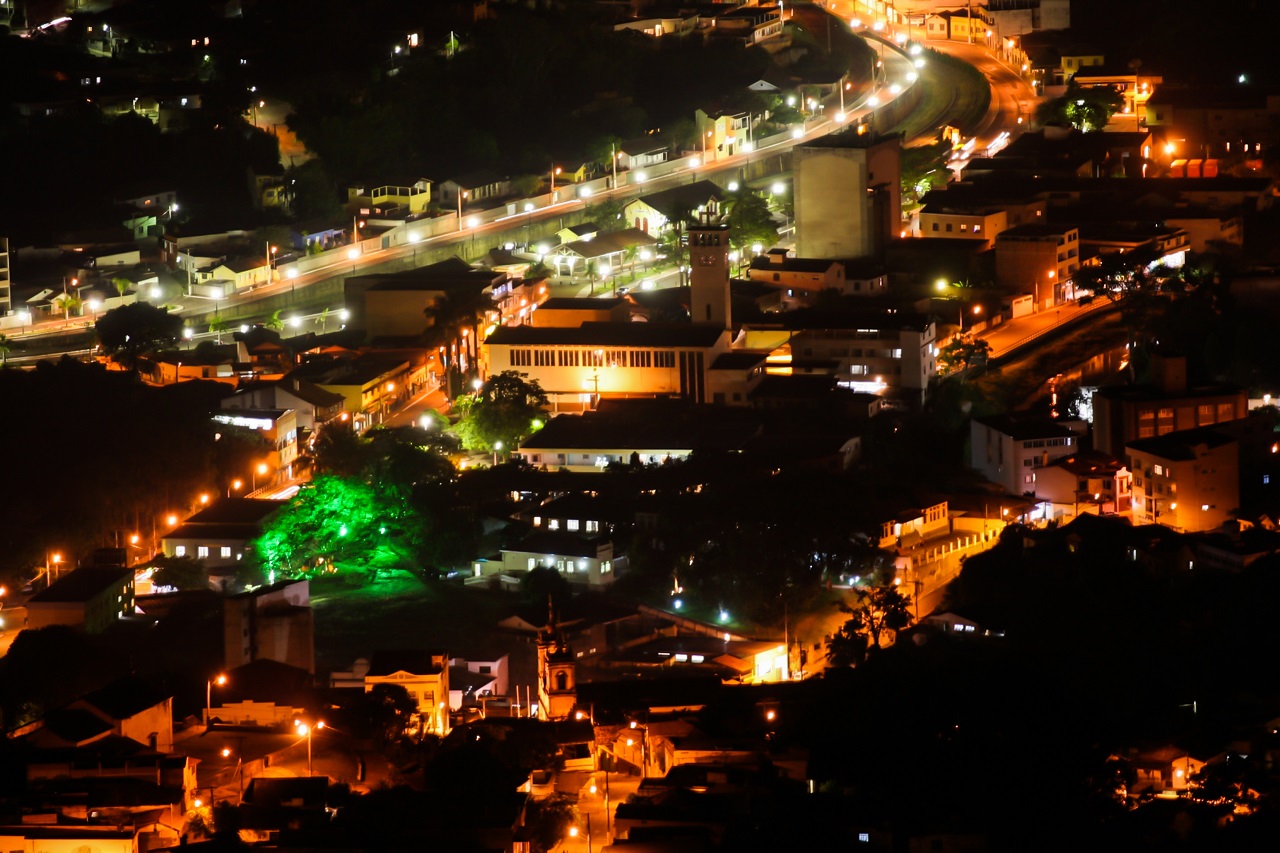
[367,649,446,677]
[504,531,610,559]
[182,497,287,526]
[39,708,113,744]
[1045,450,1127,476]
[973,413,1079,441]
[449,665,497,696]
[558,228,657,259]
[519,402,760,452]
[29,567,132,604]
[631,180,724,219]
[748,256,841,273]
[996,223,1078,239]
[444,169,508,189]
[709,352,767,370]
[1127,427,1237,460]
[487,322,726,348]
[561,222,600,236]
[220,659,313,706]
[281,375,346,407]
[749,374,839,399]
[80,676,170,720]
[538,297,626,311]
[244,776,329,808]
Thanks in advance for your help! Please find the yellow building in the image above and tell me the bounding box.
[346,178,434,215]
[1128,428,1239,532]
[363,651,451,736]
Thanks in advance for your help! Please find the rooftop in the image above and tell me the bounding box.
[486,322,727,348]
[79,676,170,720]
[974,412,1080,441]
[29,566,132,604]
[1127,428,1237,460]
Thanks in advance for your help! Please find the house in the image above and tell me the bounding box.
[547,227,657,278]
[613,12,700,38]
[223,375,346,432]
[794,135,901,262]
[994,223,1080,308]
[1071,63,1164,132]
[556,222,600,244]
[1034,450,1133,517]
[209,658,312,727]
[350,650,451,736]
[695,105,754,162]
[346,177,433,215]
[617,134,673,170]
[924,8,992,42]
[1145,86,1280,159]
[531,297,630,328]
[291,354,412,431]
[746,253,878,308]
[161,498,287,591]
[437,170,512,206]
[1093,352,1247,456]
[224,579,315,674]
[499,530,622,587]
[202,255,270,292]
[343,260,505,339]
[210,408,299,485]
[71,676,174,753]
[623,180,725,236]
[709,3,783,46]
[26,566,134,633]
[970,412,1082,497]
[1128,427,1240,532]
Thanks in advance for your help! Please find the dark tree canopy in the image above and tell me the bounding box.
[95,302,184,372]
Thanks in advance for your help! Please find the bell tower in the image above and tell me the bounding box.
[536,597,577,721]
[688,213,731,330]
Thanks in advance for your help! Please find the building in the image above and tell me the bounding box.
[0,236,10,317]
[537,620,577,722]
[1128,427,1239,532]
[970,413,1082,496]
[994,223,1080,308]
[985,0,1071,36]
[437,171,513,207]
[209,658,312,727]
[346,178,433,215]
[362,650,451,735]
[1034,450,1132,517]
[613,13,700,38]
[1071,64,1163,132]
[499,531,622,587]
[161,498,287,591]
[1093,352,1248,456]
[211,408,298,484]
[344,261,505,339]
[222,376,346,432]
[224,579,315,674]
[688,218,732,329]
[917,200,1009,246]
[26,567,134,633]
[794,134,901,261]
[292,354,412,431]
[69,676,174,753]
[623,180,724,237]
[1144,86,1280,160]
[531,297,629,328]
[709,4,783,46]
[736,310,938,398]
[484,323,731,409]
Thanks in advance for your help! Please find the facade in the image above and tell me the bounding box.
[500,532,621,587]
[211,408,298,484]
[294,356,412,431]
[71,677,174,753]
[1093,353,1248,456]
[485,323,730,408]
[613,14,700,38]
[794,135,901,261]
[437,171,512,205]
[710,4,783,46]
[161,498,287,590]
[746,252,857,308]
[26,567,134,633]
[223,580,315,674]
[0,236,9,317]
[688,219,731,329]
[1071,65,1163,132]
[223,377,346,432]
[918,204,1009,246]
[1145,87,1280,159]
[1034,451,1133,517]
[537,625,577,722]
[363,651,451,736]
[994,223,1080,308]
[1128,428,1239,532]
[346,178,433,215]
[623,180,724,237]
[694,107,754,163]
[970,413,1082,496]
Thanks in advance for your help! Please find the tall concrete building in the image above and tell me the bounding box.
[794,134,901,261]
[0,236,10,318]
[687,216,732,329]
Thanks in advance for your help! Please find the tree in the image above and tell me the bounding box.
[937,335,991,374]
[208,316,229,343]
[0,334,11,366]
[450,371,549,453]
[149,554,208,591]
[111,276,132,301]
[54,292,83,321]
[1035,81,1124,133]
[724,187,778,263]
[264,309,285,332]
[95,302,183,373]
[524,794,580,853]
[826,584,915,666]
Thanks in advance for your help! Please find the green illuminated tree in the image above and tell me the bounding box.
[1035,81,1124,133]
[451,370,549,453]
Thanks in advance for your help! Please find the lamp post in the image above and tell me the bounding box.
[493,440,503,467]
[295,720,324,777]
[550,166,561,198]
[251,462,269,492]
[457,190,468,231]
[348,247,359,274]
[206,673,226,726]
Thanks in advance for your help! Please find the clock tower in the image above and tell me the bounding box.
[687,215,732,330]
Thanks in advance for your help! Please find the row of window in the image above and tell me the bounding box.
[1021,437,1073,449]
[508,348,676,369]
[531,516,601,533]
[930,222,984,234]
[174,545,240,559]
[525,557,612,574]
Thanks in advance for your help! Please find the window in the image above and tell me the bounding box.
[547,519,560,530]
[945,223,953,232]
[630,350,652,368]
[585,520,599,532]
[221,546,232,558]
[175,546,186,557]
[1217,402,1235,421]
[1154,465,1163,476]
[566,519,580,531]
[601,560,612,573]
[931,222,938,231]
[973,224,982,233]
[655,351,675,368]
[533,516,542,526]
[195,546,208,558]
[511,349,531,366]
[528,558,537,570]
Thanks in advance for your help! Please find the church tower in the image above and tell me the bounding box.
[536,598,577,721]
[687,212,732,330]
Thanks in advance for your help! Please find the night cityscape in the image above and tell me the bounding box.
[5,0,1280,850]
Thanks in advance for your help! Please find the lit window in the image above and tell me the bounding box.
[547,519,560,530]
[566,519,580,531]
[175,546,186,557]
[197,546,209,558]
[221,546,231,558]
[533,516,541,526]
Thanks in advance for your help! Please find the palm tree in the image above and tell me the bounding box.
[264,310,285,332]
[55,293,83,322]
[111,276,132,303]
[209,316,229,344]
[0,334,11,366]
[623,244,639,277]
[315,307,331,333]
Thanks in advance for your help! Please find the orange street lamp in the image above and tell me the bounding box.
[550,166,562,195]
[206,674,227,725]
[295,720,324,776]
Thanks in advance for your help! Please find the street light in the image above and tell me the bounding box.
[206,673,227,725]
[493,440,503,466]
[348,247,359,274]
[295,719,324,777]
[550,166,561,196]
[251,462,269,492]
[457,190,469,231]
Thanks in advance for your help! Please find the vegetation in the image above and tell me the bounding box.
[825,584,915,666]
[95,302,184,373]
[451,371,549,454]
[1035,80,1125,133]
